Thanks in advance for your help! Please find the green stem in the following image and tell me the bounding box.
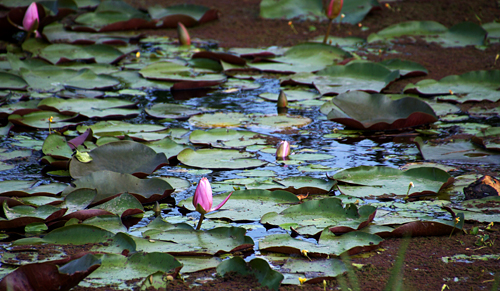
[323,20,333,44]
[196,213,205,230]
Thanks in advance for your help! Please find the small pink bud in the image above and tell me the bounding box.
[193,177,232,215]
[326,0,343,20]
[177,22,191,46]
[23,2,40,35]
[276,141,290,160]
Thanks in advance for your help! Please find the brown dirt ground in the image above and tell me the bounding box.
[5,0,500,290]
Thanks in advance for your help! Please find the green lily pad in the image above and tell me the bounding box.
[189,128,270,149]
[0,71,28,90]
[404,70,500,102]
[9,111,78,129]
[38,97,140,119]
[217,257,284,291]
[92,192,144,217]
[379,59,428,77]
[369,21,486,47]
[69,140,168,179]
[288,61,400,95]
[20,67,120,92]
[62,170,173,205]
[83,252,181,289]
[177,148,267,170]
[148,4,219,27]
[112,70,174,90]
[260,229,383,256]
[42,134,74,160]
[188,112,250,128]
[279,258,347,285]
[139,61,226,84]
[321,91,437,130]
[261,197,376,236]
[248,114,313,131]
[414,136,500,164]
[333,166,453,198]
[77,121,166,137]
[38,44,125,64]
[180,189,299,221]
[142,137,189,159]
[246,176,336,194]
[145,103,209,120]
[260,0,379,24]
[143,226,254,255]
[249,43,351,73]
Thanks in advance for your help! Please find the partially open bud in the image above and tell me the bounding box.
[277,90,288,108]
[276,141,290,160]
[177,22,191,46]
[193,177,233,230]
[326,0,343,20]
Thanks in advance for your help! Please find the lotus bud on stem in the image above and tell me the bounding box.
[193,177,232,230]
[277,90,288,108]
[153,201,161,217]
[276,140,290,160]
[323,0,343,44]
[177,22,191,46]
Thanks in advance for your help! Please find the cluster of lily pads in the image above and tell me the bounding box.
[0,0,500,290]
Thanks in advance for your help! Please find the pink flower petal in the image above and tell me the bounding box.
[211,191,233,212]
[23,2,39,32]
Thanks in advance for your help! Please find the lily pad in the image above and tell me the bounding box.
[177,148,267,170]
[248,114,313,131]
[379,59,428,77]
[38,44,125,64]
[69,140,169,179]
[246,176,336,194]
[321,91,437,130]
[249,43,351,73]
[180,189,300,221]
[38,97,140,119]
[261,197,376,236]
[77,121,166,137]
[188,112,250,128]
[217,257,284,291]
[260,229,383,256]
[189,128,270,149]
[287,61,400,95]
[147,4,219,27]
[61,170,174,205]
[333,166,454,198]
[260,0,379,24]
[145,103,209,120]
[9,111,78,129]
[404,70,500,102]
[0,71,28,90]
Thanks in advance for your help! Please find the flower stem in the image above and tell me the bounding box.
[323,20,333,44]
[196,213,205,230]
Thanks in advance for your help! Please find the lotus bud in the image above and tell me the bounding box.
[326,0,343,20]
[177,22,191,46]
[23,2,41,38]
[193,177,232,230]
[276,141,290,160]
[153,201,161,217]
[277,90,288,108]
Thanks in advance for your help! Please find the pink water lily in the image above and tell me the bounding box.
[22,2,41,38]
[276,141,290,160]
[326,0,343,20]
[193,177,232,230]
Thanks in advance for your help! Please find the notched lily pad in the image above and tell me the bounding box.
[189,128,270,149]
[62,170,174,205]
[321,91,437,130]
[69,140,168,179]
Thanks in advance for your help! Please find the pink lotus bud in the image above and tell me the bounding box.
[276,141,290,160]
[23,2,40,36]
[177,22,191,46]
[193,177,232,215]
[326,0,343,20]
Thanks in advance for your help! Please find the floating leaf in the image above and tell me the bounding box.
[189,128,270,149]
[261,197,376,236]
[321,91,437,130]
[217,257,284,291]
[0,71,28,90]
[145,103,207,120]
[147,4,219,27]
[379,59,428,77]
[333,165,453,198]
[69,140,168,179]
[404,70,500,102]
[177,148,267,170]
[38,97,139,119]
[62,170,173,205]
[246,176,336,194]
[9,111,78,129]
[188,112,250,128]
[180,189,299,221]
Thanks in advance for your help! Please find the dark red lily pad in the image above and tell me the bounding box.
[321,91,438,130]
